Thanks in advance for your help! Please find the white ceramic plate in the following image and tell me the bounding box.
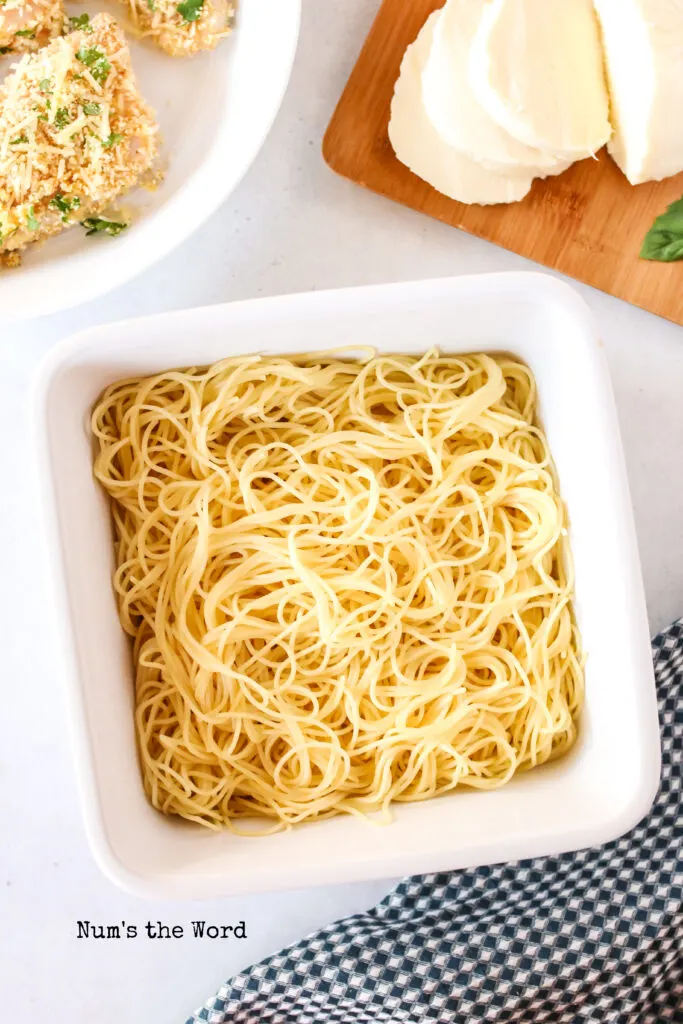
[34,274,660,899]
[0,0,301,322]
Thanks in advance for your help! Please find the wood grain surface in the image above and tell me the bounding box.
[323,0,683,325]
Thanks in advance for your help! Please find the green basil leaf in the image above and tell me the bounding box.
[52,106,71,130]
[76,46,111,85]
[641,197,683,262]
[80,217,128,237]
[102,131,123,149]
[50,193,81,221]
[177,0,204,22]
[641,232,683,263]
[15,27,36,37]
[69,13,92,31]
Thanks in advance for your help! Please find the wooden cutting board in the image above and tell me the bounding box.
[323,0,683,325]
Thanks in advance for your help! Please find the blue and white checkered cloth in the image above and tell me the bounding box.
[188,620,683,1023]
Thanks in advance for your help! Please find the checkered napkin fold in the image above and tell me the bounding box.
[188,621,683,1024]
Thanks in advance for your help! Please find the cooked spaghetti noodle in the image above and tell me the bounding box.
[92,349,584,832]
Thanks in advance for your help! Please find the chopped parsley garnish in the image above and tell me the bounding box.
[76,46,111,85]
[10,134,28,144]
[82,102,101,116]
[50,193,81,222]
[26,205,39,232]
[102,132,122,149]
[81,217,128,238]
[38,78,52,92]
[147,0,155,9]
[68,13,92,31]
[15,28,36,38]
[177,0,204,22]
[53,107,71,130]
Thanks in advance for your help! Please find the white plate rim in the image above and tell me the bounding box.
[0,0,301,323]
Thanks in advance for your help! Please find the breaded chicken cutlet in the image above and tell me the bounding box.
[0,0,63,57]
[0,12,158,256]
[122,0,236,57]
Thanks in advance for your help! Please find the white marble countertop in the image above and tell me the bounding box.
[3,2,683,1021]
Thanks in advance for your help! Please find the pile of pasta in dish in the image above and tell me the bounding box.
[0,1,236,262]
[92,349,585,833]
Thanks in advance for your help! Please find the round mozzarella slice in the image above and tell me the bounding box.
[470,0,611,158]
[389,13,534,206]
[594,0,683,185]
[422,0,566,174]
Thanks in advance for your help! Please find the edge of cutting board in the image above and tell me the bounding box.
[323,0,683,326]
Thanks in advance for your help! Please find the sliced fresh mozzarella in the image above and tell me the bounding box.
[469,0,611,157]
[422,0,566,174]
[594,0,683,185]
[389,13,534,206]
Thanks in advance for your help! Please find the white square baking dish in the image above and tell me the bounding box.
[33,273,661,899]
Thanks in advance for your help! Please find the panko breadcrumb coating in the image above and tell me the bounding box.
[0,0,63,56]
[0,12,158,254]
[122,0,235,57]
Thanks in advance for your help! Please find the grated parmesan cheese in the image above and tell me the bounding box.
[0,0,64,56]
[122,0,236,57]
[0,13,159,254]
